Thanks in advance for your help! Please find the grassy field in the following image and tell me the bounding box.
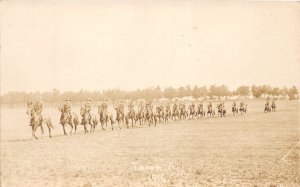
[1,100,299,186]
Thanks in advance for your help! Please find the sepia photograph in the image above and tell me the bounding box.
[0,1,299,186]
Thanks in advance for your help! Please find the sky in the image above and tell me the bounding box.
[1,1,300,95]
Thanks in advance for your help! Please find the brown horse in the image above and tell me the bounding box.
[80,106,98,133]
[26,103,53,139]
[115,108,125,127]
[98,107,118,130]
[58,106,79,135]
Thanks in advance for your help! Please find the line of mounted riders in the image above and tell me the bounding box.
[26,96,276,139]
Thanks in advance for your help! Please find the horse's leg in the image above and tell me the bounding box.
[31,125,35,139]
[73,119,77,133]
[83,124,87,133]
[69,123,73,134]
[46,121,52,138]
[89,124,92,133]
[33,125,39,139]
[40,125,44,139]
[62,124,67,135]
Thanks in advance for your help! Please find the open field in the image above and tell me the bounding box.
[1,100,299,186]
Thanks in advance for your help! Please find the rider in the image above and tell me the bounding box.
[61,98,73,124]
[146,100,152,112]
[207,102,212,110]
[173,101,178,112]
[100,100,108,110]
[160,102,165,112]
[138,101,144,112]
[198,101,203,109]
[240,100,245,108]
[166,102,171,111]
[84,98,92,124]
[232,101,237,107]
[118,100,125,114]
[271,99,276,107]
[128,101,134,113]
[191,102,195,109]
[33,95,44,125]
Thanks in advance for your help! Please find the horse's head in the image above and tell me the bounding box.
[26,102,34,116]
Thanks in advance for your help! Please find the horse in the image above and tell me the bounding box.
[196,107,205,118]
[80,106,98,133]
[58,106,79,135]
[164,108,172,123]
[115,108,125,128]
[98,107,117,130]
[126,108,136,128]
[207,106,215,117]
[145,109,157,127]
[217,104,226,117]
[172,108,179,121]
[26,103,53,139]
[179,107,187,120]
[156,106,164,123]
[136,109,145,126]
[188,105,196,119]
[232,105,238,115]
[240,104,248,115]
[271,103,276,112]
[264,103,271,113]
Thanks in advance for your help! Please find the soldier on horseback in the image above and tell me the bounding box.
[159,102,165,112]
[31,96,44,126]
[207,102,212,110]
[100,100,108,111]
[232,101,237,108]
[240,100,245,110]
[84,98,92,124]
[138,101,144,113]
[173,101,178,113]
[60,98,73,125]
[128,101,134,113]
[117,101,125,113]
[146,100,152,113]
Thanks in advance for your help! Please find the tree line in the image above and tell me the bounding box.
[0,85,298,106]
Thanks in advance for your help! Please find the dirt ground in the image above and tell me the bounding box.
[1,100,299,186]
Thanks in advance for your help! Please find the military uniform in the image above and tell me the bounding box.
[138,103,144,112]
[173,103,178,112]
[84,99,92,123]
[232,102,236,107]
[31,98,44,126]
[146,101,152,112]
[118,102,125,114]
[62,99,72,124]
[101,102,108,110]
[208,103,212,109]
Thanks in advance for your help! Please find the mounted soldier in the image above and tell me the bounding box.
[128,101,134,111]
[33,95,44,125]
[60,98,73,125]
[145,100,152,113]
[207,102,212,110]
[84,98,92,124]
[100,100,108,111]
[138,101,144,113]
[117,101,125,115]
